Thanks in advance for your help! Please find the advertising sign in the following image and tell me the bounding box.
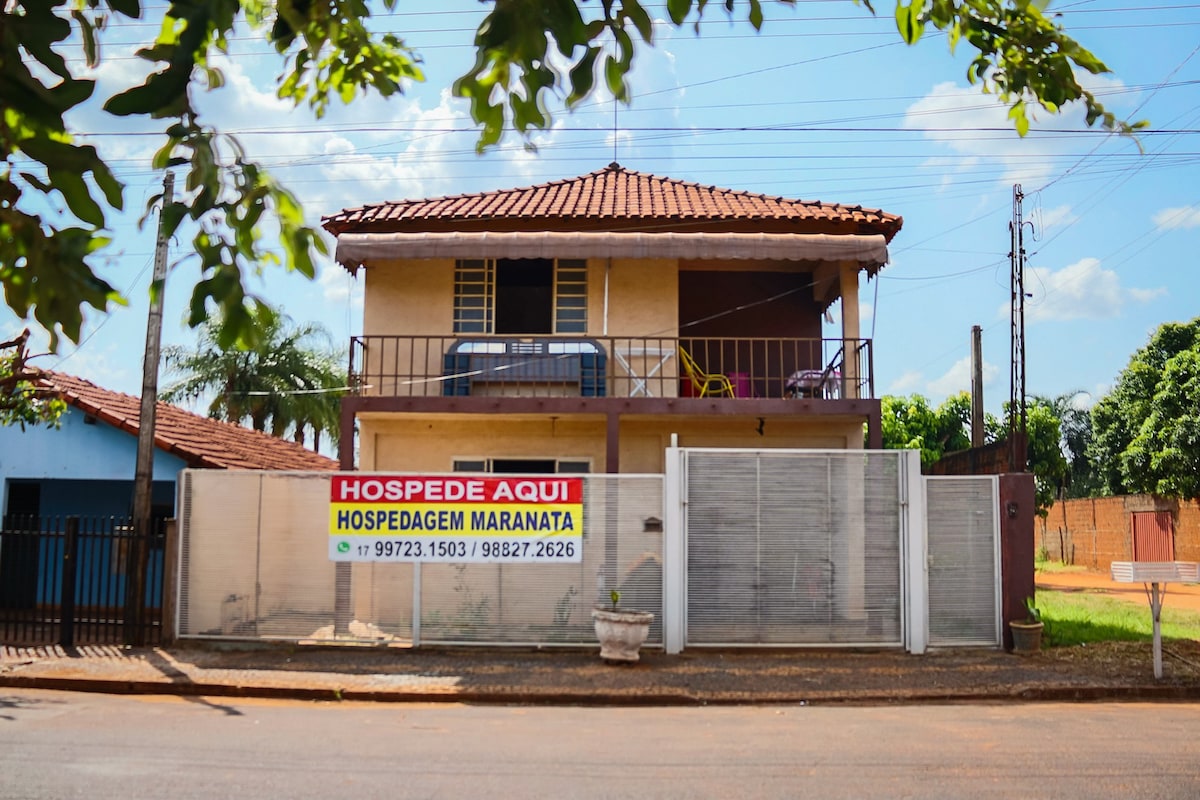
[329,474,584,563]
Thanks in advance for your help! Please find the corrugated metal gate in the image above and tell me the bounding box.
[1132,511,1175,561]
[925,477,1000,647]
[682,450,904,647]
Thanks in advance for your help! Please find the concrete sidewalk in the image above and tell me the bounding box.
[4,640,1200,706]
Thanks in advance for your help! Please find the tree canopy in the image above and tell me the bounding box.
[161,306,346,451]
[1090,318,1200,501]
[0,329,65,429]
[2,1,1142,350]
[880,392,972,468]
[878,390,1068,516]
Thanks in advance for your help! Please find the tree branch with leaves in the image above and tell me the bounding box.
[0,328,66,428]
[3,1,1143,351]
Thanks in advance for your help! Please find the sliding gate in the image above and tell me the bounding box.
[682,449,905,647]
[679,449,1001,649]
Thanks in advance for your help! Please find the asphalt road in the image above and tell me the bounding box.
[2,690,1198,799]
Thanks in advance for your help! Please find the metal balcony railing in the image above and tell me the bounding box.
[349,335,873,401]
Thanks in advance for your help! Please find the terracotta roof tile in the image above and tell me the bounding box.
[37,372,339,472]
[322,163,902,240]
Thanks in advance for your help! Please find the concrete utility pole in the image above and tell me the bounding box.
[126,171,174,646]
[970,325,984,448]
[1008,184,1028,472]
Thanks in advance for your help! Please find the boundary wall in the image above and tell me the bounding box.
[1037,495,1200,572]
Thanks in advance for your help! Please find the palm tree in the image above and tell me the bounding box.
[1030,390,1099,499]
[162,307,346,451]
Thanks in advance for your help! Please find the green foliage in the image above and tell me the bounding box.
[2,1,1138,348]
[455,1,1143,152]
[1089,318,1200,500]
[878,390,1070,517]
[161,306,346,450]
[3,0,418,350]
[609,589,622,611]
[1023,398,1069,516]
[1036,588,1200,647]
[879,391,976,467]
[0,329,65,429]
[1023,595,1041,623]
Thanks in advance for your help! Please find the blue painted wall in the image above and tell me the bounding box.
[2,406,184,610]
[1,405,188,516]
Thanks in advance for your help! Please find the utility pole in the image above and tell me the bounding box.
[126,170,174,646]
[970,325,984,448]
[1008,184,1028,473]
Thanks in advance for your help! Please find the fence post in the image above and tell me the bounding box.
[902,452,929,655]
[160,519,179,647]
[61,517,79,649]
[663,446,685,654]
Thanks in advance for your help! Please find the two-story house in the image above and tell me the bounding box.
[324,163,902,475]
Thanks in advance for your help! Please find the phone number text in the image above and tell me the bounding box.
[330,536,581,563]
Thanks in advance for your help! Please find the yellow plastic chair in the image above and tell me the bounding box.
[678,345,735,398]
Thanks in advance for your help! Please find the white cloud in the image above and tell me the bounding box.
[1152,205,1200,230]
[1016,257,1165,322]
[318,263,363,309]
[903,73,1128,188]
[1033,204,1077,233]
[887,370,924,394]
[927,356,999,398]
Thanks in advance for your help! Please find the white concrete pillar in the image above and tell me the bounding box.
[663,445,686,654]
[902,450,929,654]
[839,261,861,399]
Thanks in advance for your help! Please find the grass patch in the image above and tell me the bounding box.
[1036,589,1200,647]
[1033,560,1089,575]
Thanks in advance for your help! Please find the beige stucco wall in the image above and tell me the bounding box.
[360,257,679,340]
[363,259,455,336]
[358,413,864,474]
[598,258,678,337]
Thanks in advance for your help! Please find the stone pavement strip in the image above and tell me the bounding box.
[3,642,1200,706]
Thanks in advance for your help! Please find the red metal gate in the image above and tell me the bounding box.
[1132,511,1175,561]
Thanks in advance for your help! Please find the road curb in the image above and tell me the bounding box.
[5,673,1200,706]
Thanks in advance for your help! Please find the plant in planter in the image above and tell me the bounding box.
[591,590,655,663]
[1009,596,1044,654]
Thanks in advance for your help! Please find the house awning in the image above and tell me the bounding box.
[334,231,890,271]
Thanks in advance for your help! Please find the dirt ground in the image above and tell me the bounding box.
[1034,567,1200,683]
[1036,567,1200,613]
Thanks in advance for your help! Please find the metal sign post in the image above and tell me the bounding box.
[1110,561,1200,679]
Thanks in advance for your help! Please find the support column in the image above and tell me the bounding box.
[903,451,928,654]
[603,410,620,614]
[605,410,620,474]
[334,400,356,636]
[663,446,685,653]
[839,261,861,400]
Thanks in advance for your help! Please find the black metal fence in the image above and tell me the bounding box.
[0,515,166,647]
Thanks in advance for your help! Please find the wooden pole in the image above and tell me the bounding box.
[126,171,174,646]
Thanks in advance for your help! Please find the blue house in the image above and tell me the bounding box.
[0,371,338,520]
[0,371,337,641]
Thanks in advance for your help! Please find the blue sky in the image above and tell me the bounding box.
[8,1,1200,423]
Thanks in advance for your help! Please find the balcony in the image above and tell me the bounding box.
[349,335,873,402]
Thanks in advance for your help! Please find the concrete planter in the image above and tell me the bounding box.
[591,607,654,663]
[1009,620,1044,654]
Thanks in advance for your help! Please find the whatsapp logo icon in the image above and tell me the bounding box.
[336,541,350,554]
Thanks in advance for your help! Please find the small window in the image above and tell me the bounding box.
[494,259,553,334]
[453,458,591,474]
[453,260,492,334]
[453,258,587,335]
